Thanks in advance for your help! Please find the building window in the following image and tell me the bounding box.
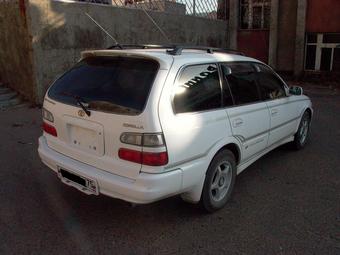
[240,0,271,29]
[305,33,340,72]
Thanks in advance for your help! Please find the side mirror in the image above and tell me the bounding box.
[289,86,303,96]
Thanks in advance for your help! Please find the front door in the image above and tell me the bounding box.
[254,64,300,146]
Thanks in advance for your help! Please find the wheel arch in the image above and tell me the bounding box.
[215,142,241,165]
[180,140,242,204]
[295,102,313,133]
[305,107,313,119]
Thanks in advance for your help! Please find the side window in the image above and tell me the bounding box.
[221,63,260,105]
[173,64,222,114]
[256,64,286,100]
[220,64,234,107]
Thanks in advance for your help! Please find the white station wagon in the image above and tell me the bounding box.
[38,45,312,212]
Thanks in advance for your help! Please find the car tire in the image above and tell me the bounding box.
[293,111,311,150]
[201,149,236,213]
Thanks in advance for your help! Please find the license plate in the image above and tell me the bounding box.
[68,125,104,156]
[58,168,99,195]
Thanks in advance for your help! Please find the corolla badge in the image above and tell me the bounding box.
[78,110,85,117]
[123,123,144,130]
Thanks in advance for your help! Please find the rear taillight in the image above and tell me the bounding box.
[42,122,57,137]
[120,133,165,147]
[119,132,168,166]
[118,148,168,166]
[118,148,142,164]
[42,108,54,122]
[142,151,168,166]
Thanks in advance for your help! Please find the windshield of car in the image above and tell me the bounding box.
[48,56,159,115]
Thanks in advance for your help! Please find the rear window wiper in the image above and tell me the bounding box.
[60,91,91,117]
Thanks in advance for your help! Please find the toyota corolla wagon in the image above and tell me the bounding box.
[38,45,312,212]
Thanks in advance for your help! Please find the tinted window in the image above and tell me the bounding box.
[48,56,159,115]
[222,63,260,105]
[323,33,340,43]
[221,72,234,107]
[307,33,317,43]
[256,64,286,100]
[305,45,316,70]
[173,64,221,113]
[320,48,332,71]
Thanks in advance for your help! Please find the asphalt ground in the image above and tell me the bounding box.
[0,86,339,254]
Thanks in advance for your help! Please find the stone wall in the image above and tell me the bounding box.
[0,0,36,102]
[0,0,229,104]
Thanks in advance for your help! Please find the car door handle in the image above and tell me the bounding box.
[271,109,279,116]
[233,118,243,127]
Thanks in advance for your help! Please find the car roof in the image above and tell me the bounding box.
[81,49,264,69]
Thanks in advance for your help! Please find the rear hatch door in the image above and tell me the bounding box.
[44,55,163,180]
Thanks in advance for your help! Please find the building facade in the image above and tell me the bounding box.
[228,0,340,76]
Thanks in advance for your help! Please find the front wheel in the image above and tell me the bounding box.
[293,111,311,150]
[201,150,236,212]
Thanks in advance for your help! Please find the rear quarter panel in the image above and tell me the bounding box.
[158,61,242,192]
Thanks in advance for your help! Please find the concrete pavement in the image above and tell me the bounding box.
[0,87,339,254]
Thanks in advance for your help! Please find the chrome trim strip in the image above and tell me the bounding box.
[228,98,309,118]
[234,116,300,144]
[242,130,268,144]
[233,135,245,143]
[267,98,309,107]
[270,116,300,132]
[240,132,295,165]
[228,105,268,118]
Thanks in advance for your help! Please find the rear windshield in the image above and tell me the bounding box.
[48,56,159,115]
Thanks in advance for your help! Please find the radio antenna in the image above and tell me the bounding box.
[140,8,171,44]
[84,12,122,49]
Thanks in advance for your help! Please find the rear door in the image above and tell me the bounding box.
[221,62,270,162]
[44,56,164,180]
[159,63,230,181]
[255,64,300,146]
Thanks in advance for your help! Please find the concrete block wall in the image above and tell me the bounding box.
[0,0,229,104]
[0,0,36,102]
[276,0,298,72]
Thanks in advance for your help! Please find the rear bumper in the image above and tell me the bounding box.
[38,136,183,204]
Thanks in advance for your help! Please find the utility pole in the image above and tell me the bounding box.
[193,0,196,16]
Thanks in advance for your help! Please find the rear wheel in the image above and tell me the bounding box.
[201,150,236,212]
[293,111,311,150]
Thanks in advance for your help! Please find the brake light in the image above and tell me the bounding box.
[42,122,57,137]
[142,151,168,166]
[119,132,168,166]
[118,148,142,164]
[118,148,168,166]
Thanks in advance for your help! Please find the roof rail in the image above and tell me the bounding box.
[107,44,244,56]
[107,44,174,50]
[166,46,244,56]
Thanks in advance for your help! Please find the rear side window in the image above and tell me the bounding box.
[256,64,286,100]
[48,56,159,115]
[173,64,222,114]
[221,63,260,105]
